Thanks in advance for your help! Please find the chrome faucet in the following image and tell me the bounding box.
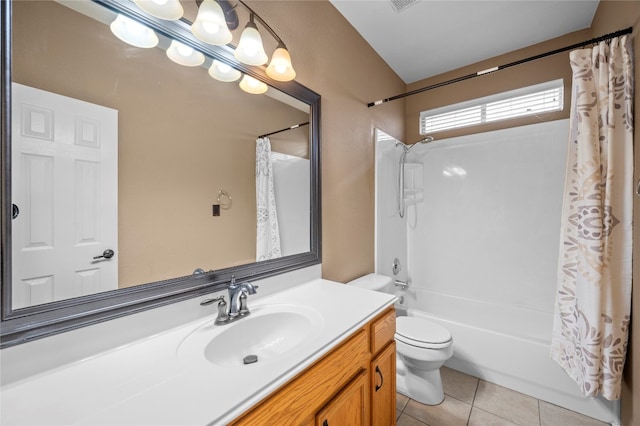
[227,275,258,319]
[199,275,258,325]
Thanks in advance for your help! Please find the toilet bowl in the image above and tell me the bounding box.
[347,273,453,405]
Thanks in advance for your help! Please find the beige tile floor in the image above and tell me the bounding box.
[396,367,610,426]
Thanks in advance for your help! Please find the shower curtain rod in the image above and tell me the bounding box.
[367,27,633,108]
[258,122,309,138]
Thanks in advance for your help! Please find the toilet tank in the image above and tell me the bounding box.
[347,273,394,293]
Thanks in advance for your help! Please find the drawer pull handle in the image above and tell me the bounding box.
[323,420,328,426]
[375,365,384,392]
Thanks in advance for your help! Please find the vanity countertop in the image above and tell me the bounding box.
[0,279,395,425]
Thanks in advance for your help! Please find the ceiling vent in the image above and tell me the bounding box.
[389,0,419,13]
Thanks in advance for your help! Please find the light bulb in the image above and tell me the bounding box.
[133,0,183,20]
[234,16,268,66]
[166,40,205,67]
[239,75,268,94]
[266,44,296,82]
[110,14,158,48]
[191,0,232,45]
[208,60,241,82]
[176,44,193,57]
[202,22,220,34]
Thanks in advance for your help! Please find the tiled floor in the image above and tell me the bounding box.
[396,367,609,426]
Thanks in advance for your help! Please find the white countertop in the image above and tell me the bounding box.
[1,279,395,425]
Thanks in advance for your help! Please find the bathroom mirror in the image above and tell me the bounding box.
[0,0,321,347]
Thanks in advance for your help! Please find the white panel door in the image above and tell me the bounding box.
[11,83,118,309]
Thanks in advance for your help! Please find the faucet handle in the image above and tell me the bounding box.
[238,292,250,316]
[214,297,230,325]
[200,295,224,306]
[200,296,230,325]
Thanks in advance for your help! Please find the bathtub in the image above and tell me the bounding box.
[396,288,620,424]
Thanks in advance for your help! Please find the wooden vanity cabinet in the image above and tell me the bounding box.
[230,307,396,426]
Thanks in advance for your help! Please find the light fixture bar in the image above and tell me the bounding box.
[237,0,284,45]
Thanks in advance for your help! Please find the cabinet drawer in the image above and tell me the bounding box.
[371,308,396,355]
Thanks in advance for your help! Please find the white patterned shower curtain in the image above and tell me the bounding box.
[550,35,634,400]
[256,137,282,261]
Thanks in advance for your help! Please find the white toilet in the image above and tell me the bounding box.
[348,273,453,405]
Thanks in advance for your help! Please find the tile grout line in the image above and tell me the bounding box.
[537,399,542,426]
[470,380,530,426]
[473,378,528,426]
[465,379,480,426]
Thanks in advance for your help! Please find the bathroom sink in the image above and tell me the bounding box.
[178,304,323,368]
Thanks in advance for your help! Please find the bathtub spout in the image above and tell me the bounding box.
[395,279,409,290]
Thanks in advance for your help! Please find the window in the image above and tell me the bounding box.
[420,79,563,134]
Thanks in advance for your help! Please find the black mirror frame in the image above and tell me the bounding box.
[0,0,321,348]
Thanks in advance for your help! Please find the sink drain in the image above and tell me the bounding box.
[243,354,258,365]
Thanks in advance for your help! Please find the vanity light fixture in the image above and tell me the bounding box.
[110,14,159,48]
[133,0,184,21]
[120,0,297,87]
[166,40,206,67]
[191,0,233,46]
[209,60,242,82]
[266,42,296,82]
[234,14,269,66]
[239,74,268,94]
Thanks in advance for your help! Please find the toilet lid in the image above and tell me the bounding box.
[395,316,452,347]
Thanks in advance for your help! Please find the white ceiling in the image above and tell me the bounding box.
[329,0,599,84]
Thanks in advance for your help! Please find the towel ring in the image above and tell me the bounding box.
[217,190,232,210]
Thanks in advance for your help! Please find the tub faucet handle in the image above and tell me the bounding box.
[394,279,409,290]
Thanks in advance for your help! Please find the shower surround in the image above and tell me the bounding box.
[374,120,619,423]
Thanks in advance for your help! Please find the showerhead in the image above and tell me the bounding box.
[397,135,435,152]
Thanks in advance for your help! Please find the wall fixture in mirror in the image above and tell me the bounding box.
[1,0,321,348]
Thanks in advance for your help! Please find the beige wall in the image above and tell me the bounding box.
[13,1,308,287]
[246,1,407,283]
[590,3,640,425]
[403,29,590,142]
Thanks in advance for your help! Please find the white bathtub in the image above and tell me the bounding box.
[396,288,620,424]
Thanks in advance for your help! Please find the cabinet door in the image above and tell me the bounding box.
[316,369,369,426]
[371,342,396,426]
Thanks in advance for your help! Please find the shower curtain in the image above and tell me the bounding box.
[550,35,633,400]
[256,137,282,261]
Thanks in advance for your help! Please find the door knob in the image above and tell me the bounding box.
[93,249,115,260]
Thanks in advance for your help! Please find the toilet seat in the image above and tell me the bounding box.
[395,316,452,349]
